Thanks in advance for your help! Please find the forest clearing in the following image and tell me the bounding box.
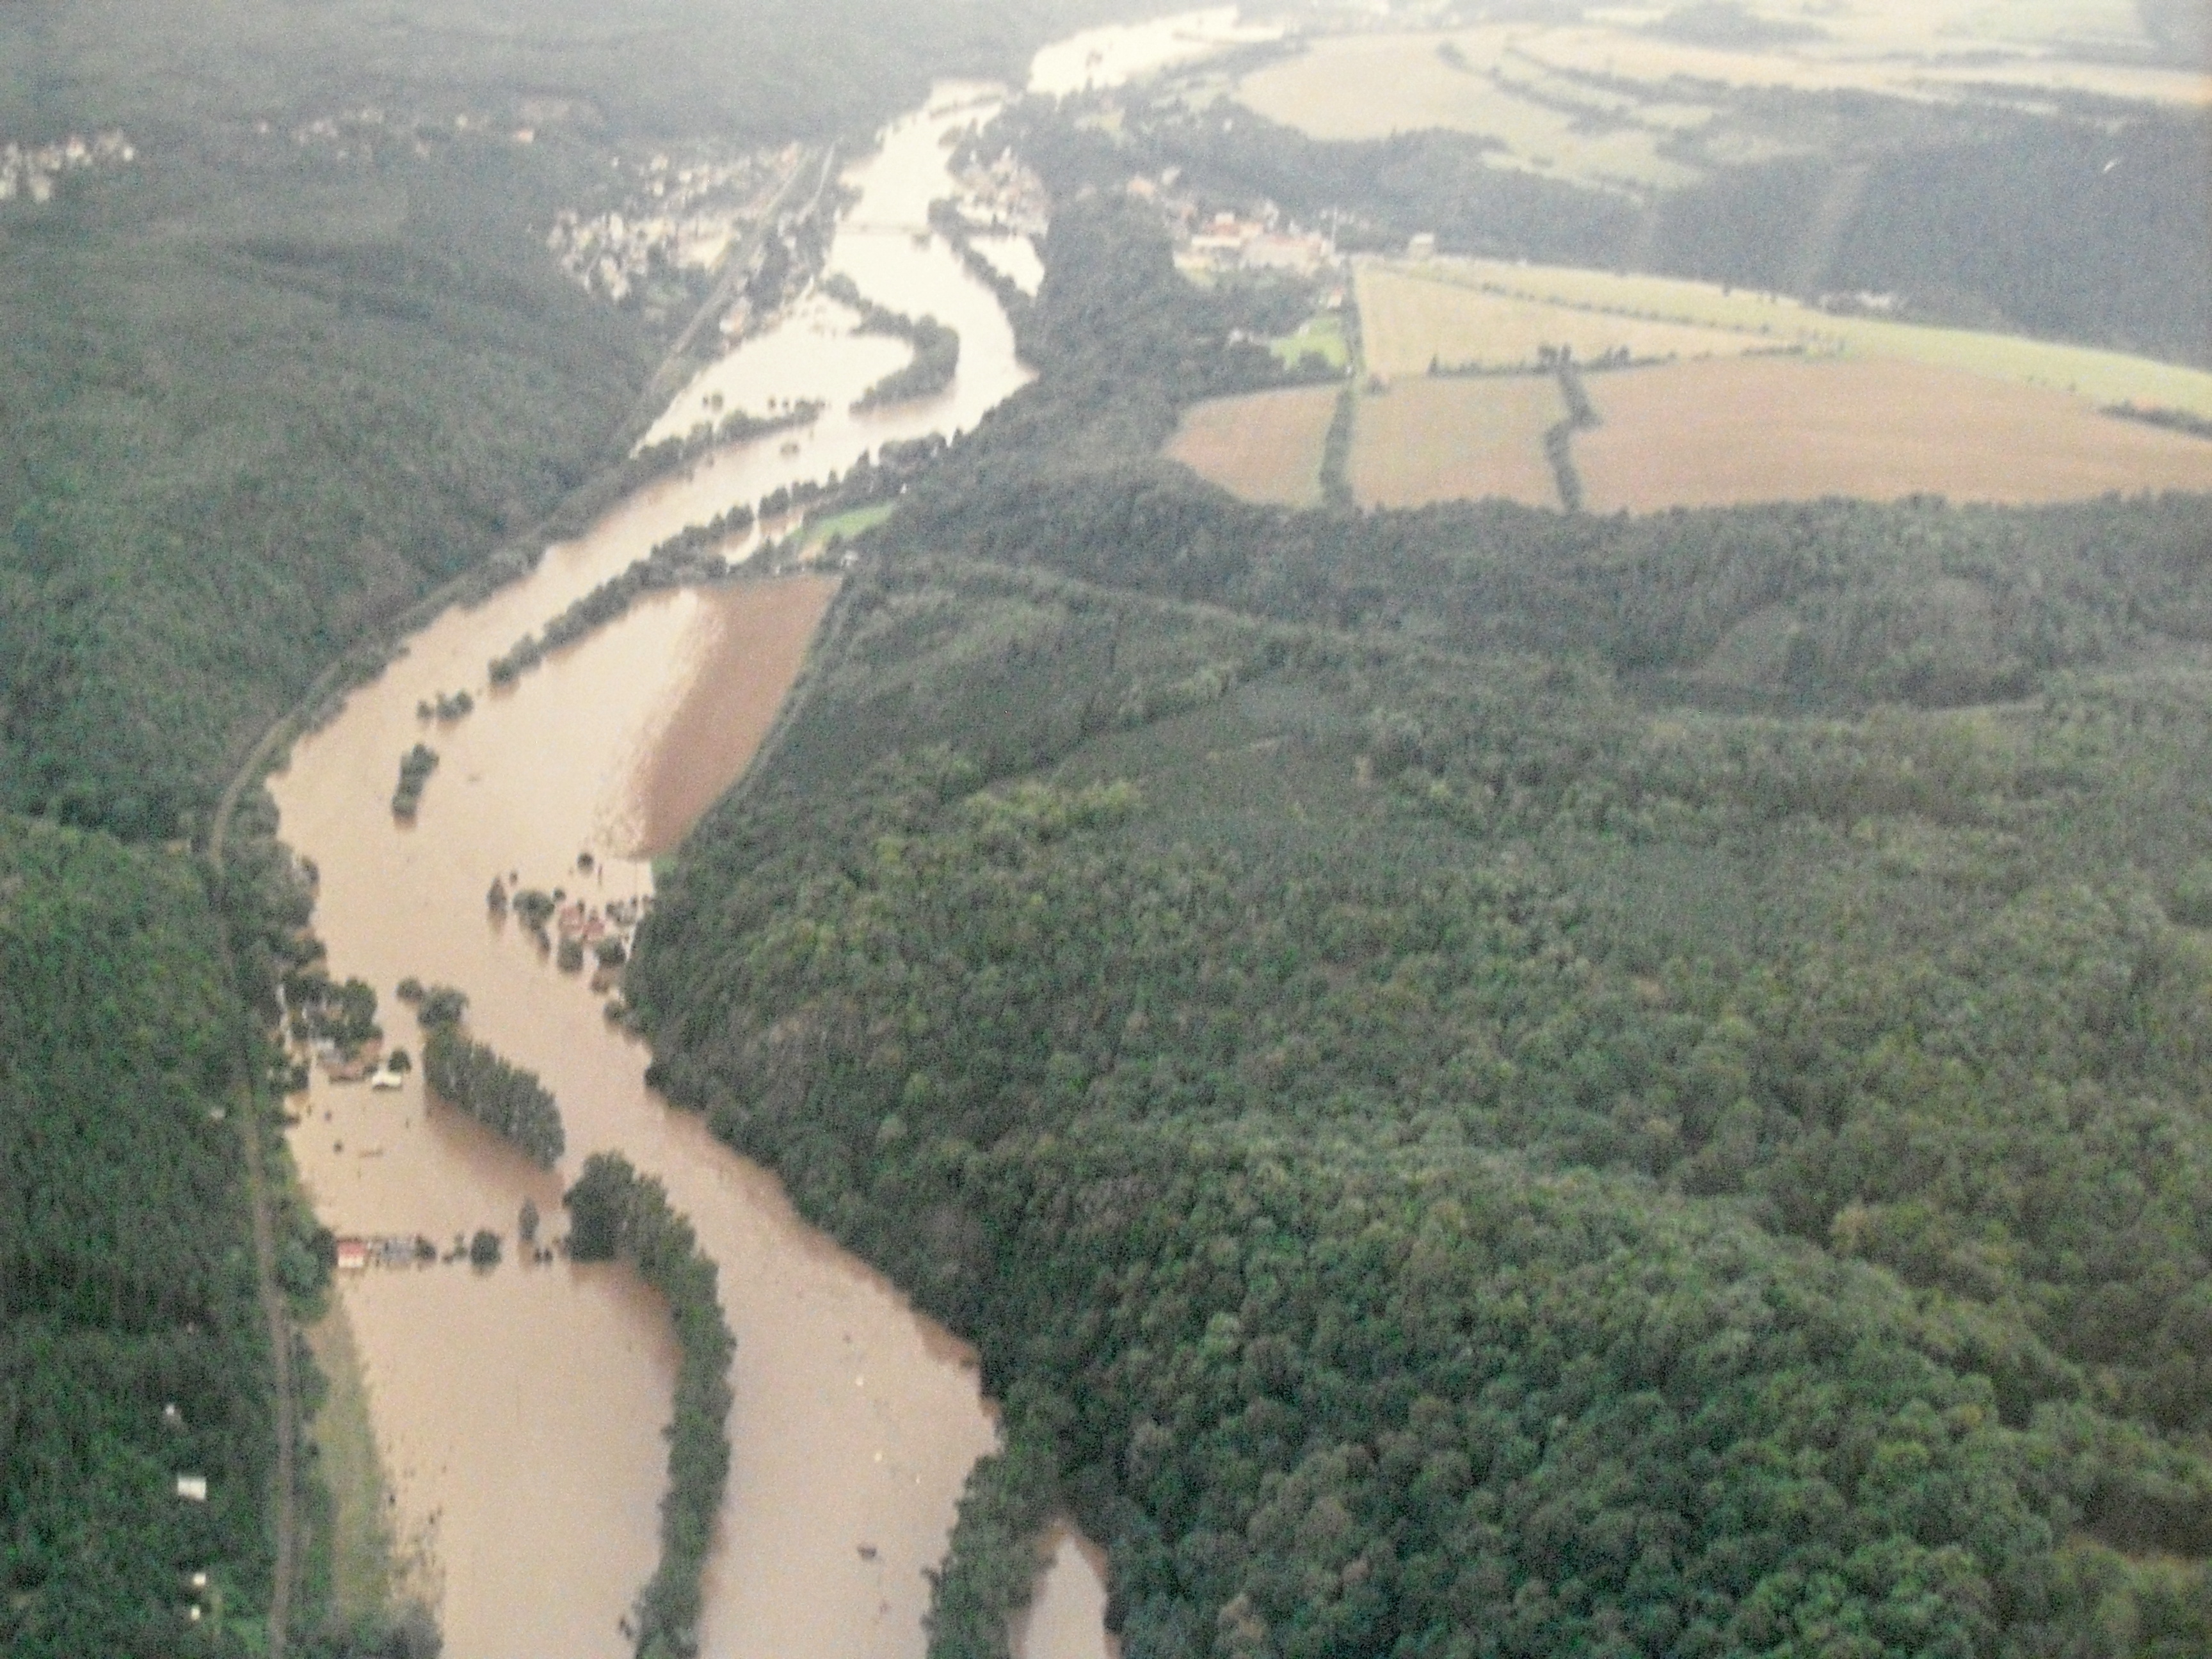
[1162,383,1340,507]
[1575,355,2212,511]
[1347,376,1564,509]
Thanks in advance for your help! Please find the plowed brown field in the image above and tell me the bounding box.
[1349,376,1565,509]
[1164,385,1342,507]
[1577,357,2212,511]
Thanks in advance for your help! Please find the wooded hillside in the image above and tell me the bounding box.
[631,191,2212,1658]
[0,814,274,1657]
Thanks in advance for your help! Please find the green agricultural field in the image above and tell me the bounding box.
[303,1308,396,1629]
[1431,257,2212,417]
[801,501,898,550]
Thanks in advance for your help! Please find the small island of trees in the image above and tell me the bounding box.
[390,744,439,818]
[415,982,565,1166]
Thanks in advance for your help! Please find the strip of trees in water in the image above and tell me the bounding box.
[824,274,961,410]
[563,1153,734,1659]
[487,509,758,685]
[390,745,439,819]
[417,991,564,1167]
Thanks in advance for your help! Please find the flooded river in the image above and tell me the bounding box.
[273,13,1256,1657]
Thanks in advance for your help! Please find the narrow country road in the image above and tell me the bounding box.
[204,820,298,1659]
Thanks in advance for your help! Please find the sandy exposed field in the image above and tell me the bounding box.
[1231,6,2207,195]
[1358,262,1770,378]
[1349,376,1566,509]
[1164,383,1342,506]
[1575,357,2212,511]
[1514,24,2209,109]
[632,575,840,856]
[1424,257,2212,418]
[1233,31,1702,188]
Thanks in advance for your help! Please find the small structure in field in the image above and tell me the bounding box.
[175,1475,209,1503]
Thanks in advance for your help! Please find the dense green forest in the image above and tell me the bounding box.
[0,813,273,1656]
[10,4,2210,1654]
[630,190,2212,1656]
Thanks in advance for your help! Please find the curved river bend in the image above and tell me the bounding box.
[273,15,1263,1656]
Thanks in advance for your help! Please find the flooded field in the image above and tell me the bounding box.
[269,11,1273,1655]
[631,576,839,858]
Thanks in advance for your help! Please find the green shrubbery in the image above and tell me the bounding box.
[2170,861,2212,928]
[390,746,439,819]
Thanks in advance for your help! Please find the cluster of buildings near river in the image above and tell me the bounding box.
[546,144,803,305]
[0,131,133,203]
[283,104,537,162]
[1124,170,1340,280]
[946,147,1051,238]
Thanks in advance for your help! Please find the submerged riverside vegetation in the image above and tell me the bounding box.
[629,185,2212,1656]
[420,1017,565,1169]
[826,274,963,410]
[563,1154,736,1659]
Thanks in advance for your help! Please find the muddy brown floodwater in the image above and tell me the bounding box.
[272,13,1260,1658]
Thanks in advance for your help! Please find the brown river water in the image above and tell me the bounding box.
[271,15,1260,1656]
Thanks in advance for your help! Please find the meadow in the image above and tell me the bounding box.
[1267,310,1348,371]
[1576,355,2212,510]
[1356,260,1769,378]
[1162,383,1340,508]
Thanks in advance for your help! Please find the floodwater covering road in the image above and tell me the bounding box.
[271,13,1259,1658]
